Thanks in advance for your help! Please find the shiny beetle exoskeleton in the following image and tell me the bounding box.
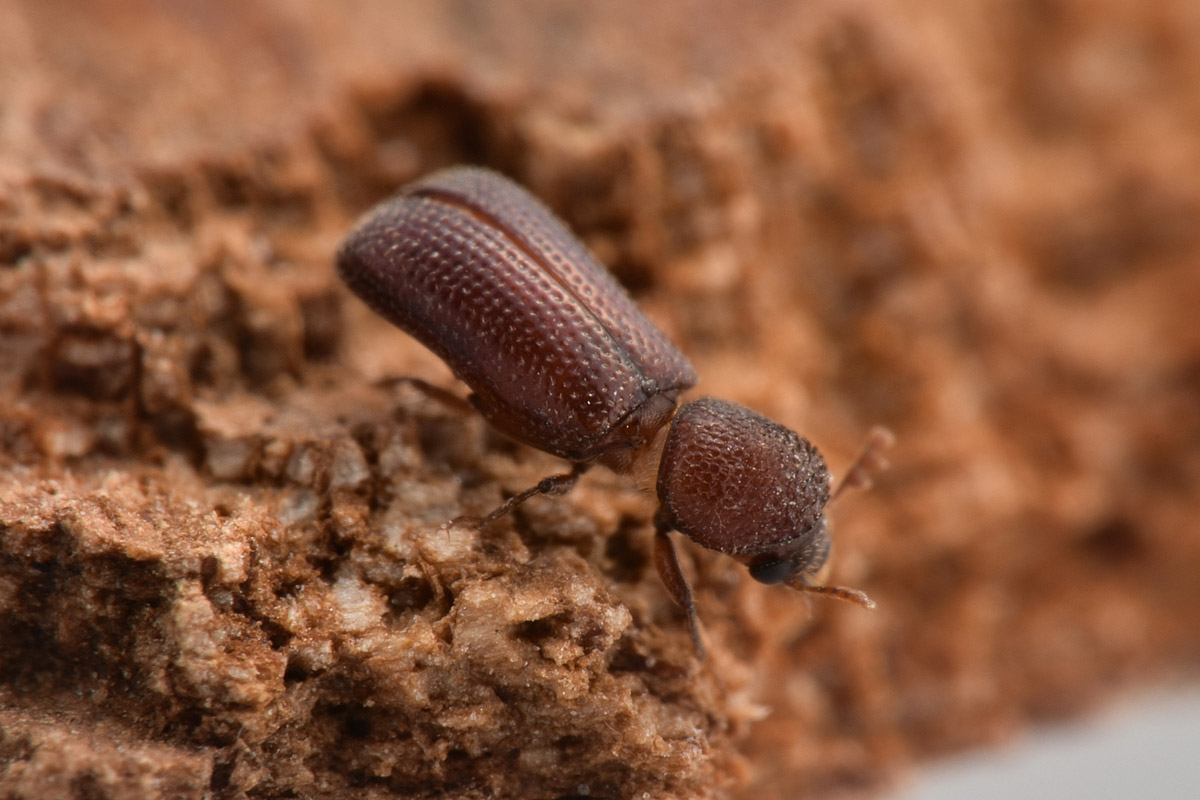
[337,166,886,656]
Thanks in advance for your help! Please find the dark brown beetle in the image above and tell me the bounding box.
[337,166,889,655]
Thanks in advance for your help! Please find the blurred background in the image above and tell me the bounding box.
[899,689,1200,799]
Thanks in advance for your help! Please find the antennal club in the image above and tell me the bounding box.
[830,426,895,505]
[786,580,878,610]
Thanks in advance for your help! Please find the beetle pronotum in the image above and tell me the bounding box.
[337,166,890,655]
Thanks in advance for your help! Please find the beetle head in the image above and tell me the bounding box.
[746,516,831,585]
[745,508,875,610]
[655,397,877,611]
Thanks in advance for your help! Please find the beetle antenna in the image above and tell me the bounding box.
[830,426,895,505]
[788,581,877,610]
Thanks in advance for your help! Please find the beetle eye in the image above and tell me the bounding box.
[749,558,792,585]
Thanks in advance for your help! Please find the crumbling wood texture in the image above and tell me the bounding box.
[2,2,1199,799]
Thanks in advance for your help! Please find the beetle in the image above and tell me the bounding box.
[336,166,889,655]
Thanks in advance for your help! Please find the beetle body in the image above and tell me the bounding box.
[337,166,876,655]
[337,167,697,469]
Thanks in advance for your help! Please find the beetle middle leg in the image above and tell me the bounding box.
[375,375,475,414]
[383,379,590,525]
[475,462,592,527]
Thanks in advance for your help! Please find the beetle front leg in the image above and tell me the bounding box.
[653,513,706,658]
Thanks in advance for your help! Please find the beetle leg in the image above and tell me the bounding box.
[653,519,706,658]
[374,375,475,414]
[477,463,591,526]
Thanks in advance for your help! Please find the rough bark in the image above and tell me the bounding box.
[2,2,1199,798]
